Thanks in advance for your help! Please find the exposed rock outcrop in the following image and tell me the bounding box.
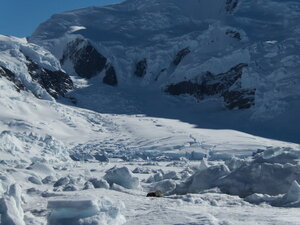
[226,0,239,13]
[173,48,190,66]
[165,63,255,109]
[0,66,25,92]
[26,57,73,98]
[61,39,107,79]
[225,30,241,40]
[103,65,118,86]
[134,59,147,77]
[222,89,255,110]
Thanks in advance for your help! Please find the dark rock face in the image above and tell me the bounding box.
[103,65,118,86]
[226,0,239,13]
[166,81,203,98]
[26,57,73,98]
[165,63,255,110]
[173,48,190,66]
[61,39,107,79]
[225,30,241,40]
[223,89,255,110]
[134,59,147,77]
[0,66,25,92]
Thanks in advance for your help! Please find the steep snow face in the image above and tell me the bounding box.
[29,0,300,124]
[30,0,227,43]
[0,35,73,99]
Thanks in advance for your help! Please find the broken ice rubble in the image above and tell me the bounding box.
[47,197,126,225]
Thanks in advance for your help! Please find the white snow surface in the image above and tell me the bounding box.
[1,0,300,224]
[1,69,300,224]
[47,197,126,225]
[104,167,140,189]
[0,184,25,225]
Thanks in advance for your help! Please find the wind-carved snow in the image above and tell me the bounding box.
[47,197,126,225]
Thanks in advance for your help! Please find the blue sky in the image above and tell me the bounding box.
[0,0,122,37]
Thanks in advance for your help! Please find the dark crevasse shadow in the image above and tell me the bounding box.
[59,79,300,144]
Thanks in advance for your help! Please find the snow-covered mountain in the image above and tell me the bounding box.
[27,0,300,143]
[0,35,73,100]
[1,1,300,225]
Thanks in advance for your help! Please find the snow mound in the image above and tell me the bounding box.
[145,171,163,183]
[104,166,140,189]
[281,180,300,207]
[47,197,126,225]
[87,178,109,189]
[148,179,176,195]
[27,162,56,176]
[0,174,14,196]
[0,184,25,225]
[173,147,300,200]
[245,180,300,207]
[218,160,300,197]
[199,158,209,171]
[173,164,230,195]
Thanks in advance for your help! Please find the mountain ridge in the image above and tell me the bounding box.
[0,0,299,143]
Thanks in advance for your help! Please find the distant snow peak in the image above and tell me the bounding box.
[68,26,86,34]
[225,0,239,13]
[61,38,107,79]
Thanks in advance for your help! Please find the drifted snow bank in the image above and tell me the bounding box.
[218,148,300,197]
[104,167,140,189]
[283,180,300,205]
[218,160,300,197]
[245,180,300,207]
[173,164,230,195]
[172,147,300,207]
[47,197,126,225]
[148,179,177,195]
[0,184,25,225]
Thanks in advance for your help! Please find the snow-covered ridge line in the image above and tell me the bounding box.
[0,35,73,100]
